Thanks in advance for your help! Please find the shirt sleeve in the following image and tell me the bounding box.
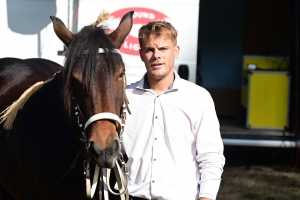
[195,91,225,200]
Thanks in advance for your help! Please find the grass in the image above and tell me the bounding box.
[217,146,300,200]
[218,165,300,200]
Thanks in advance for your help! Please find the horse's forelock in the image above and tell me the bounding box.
[61,25,124,117]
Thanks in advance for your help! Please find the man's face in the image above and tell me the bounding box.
[139,35,180,83]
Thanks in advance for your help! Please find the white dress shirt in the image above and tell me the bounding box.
[122,71,225,200]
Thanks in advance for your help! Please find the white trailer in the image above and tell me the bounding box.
[3,0,296,148]
[0,0,200,84]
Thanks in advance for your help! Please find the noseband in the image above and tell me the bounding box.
[84,112,121,129]
[73,48,131,200]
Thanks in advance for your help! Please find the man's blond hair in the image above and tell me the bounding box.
[138,21,177,47]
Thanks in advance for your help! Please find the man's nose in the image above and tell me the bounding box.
[153,49,160,59]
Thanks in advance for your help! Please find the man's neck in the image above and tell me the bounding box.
[146,73,175,94]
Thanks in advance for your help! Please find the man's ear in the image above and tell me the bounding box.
[174,45,180,59]
[139,49,144,61]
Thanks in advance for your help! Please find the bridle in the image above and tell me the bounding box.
[73,48,131,200]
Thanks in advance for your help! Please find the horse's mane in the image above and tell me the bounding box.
[62,13,124,117]
[0,81,45,130]
[0,72,59,130]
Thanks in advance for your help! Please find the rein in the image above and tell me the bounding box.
[73,48,131,200]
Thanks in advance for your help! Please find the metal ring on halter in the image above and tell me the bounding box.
[84,48,120,55]
[98,48,120,54]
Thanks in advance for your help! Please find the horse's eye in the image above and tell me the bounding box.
[119,72,125,78]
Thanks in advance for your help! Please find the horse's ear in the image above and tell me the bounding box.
[108,11,134,49]
[50,16,75,47]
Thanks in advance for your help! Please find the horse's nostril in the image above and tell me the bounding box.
[88,140,119,154]
[111,139,120,153]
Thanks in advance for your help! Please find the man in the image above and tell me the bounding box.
[122,21,225,200]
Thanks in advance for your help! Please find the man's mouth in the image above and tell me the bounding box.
[151,63,163,68]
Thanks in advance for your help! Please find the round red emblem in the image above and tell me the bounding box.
[110,8,170,56]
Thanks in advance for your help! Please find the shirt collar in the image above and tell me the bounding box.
[136,70,180,91]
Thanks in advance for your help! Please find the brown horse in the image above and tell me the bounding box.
[0,10,133,200]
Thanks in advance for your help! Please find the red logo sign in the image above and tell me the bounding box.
[110,8,170,56]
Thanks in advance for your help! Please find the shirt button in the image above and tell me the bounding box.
[155,116,158,119]
[152,180,155,183]
[154,159,156,161]
[155,138,157,140]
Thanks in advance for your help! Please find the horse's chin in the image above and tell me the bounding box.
[92,155,118,169]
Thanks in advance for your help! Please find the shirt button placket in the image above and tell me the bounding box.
[151,96,160,191]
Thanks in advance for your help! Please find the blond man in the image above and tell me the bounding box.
[123,21,225,200]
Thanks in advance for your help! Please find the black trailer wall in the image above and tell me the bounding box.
[198,0,297,128]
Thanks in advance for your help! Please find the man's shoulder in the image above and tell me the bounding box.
[177,78,210,95]
[176,79,216,108]
[126,79,143,90]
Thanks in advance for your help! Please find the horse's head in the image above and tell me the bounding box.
[50,11,133,168]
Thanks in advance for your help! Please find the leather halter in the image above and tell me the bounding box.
[74,48,131,199]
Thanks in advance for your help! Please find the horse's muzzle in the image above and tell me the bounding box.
[89,139,120,168]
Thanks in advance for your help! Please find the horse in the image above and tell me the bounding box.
[0,10,134,200]
[0,57,63,113]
